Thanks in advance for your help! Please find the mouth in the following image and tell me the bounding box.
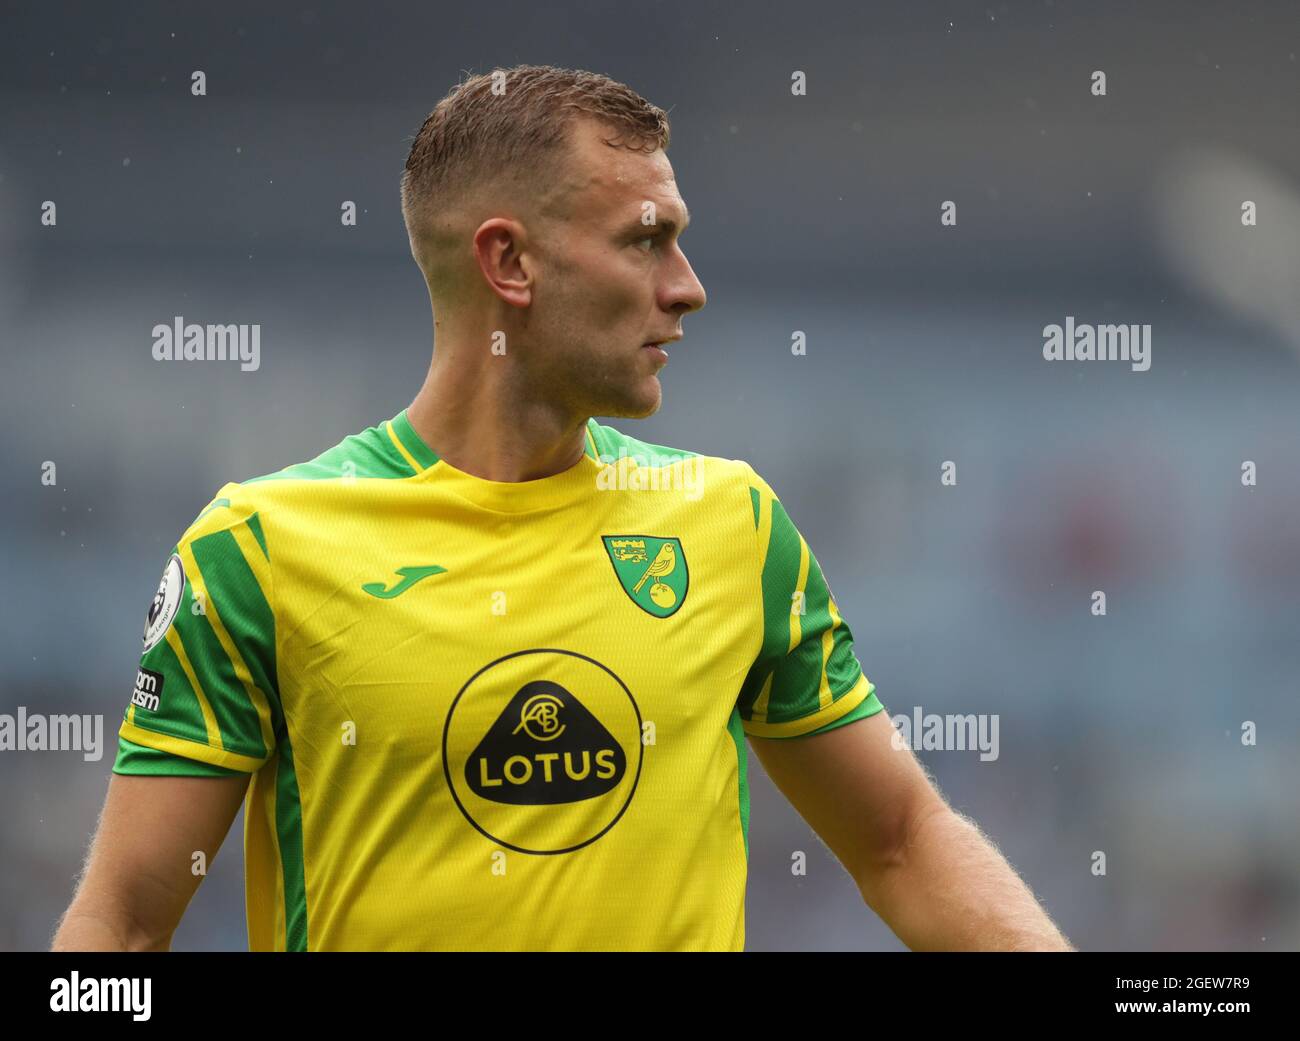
[642,335,679,358]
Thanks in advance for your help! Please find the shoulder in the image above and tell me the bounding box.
[586,418,702,464]
[200,414,424,514]
[586,417,774,519]
[174,414,420,551]
[242,415,425,485]
[588,416,757,476]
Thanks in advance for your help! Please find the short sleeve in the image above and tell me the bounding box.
[117,484,282,773]
[736,463,883,738]
[113,735,245,777]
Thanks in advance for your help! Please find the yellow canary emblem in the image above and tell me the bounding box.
[601,535,688,618]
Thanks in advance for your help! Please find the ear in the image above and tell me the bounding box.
[472,217,532,308]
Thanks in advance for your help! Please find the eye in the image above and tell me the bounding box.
[633,235,655,252]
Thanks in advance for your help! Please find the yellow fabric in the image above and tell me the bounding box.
[118,414,877,950]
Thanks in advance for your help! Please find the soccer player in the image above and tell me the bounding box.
[53,66,1071,952]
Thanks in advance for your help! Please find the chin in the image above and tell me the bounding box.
[602,383,662,420]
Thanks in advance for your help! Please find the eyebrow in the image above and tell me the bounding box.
[622,204,691,238]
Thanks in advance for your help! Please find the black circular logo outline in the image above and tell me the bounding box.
[442,647,644,855]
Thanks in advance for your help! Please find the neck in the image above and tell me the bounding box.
[405,335,590,484]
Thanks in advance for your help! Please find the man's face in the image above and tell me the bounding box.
[524,117,707,420]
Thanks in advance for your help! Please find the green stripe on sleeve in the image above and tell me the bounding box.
[136,632,209,747]
[800,683,884,737]
[825,612,865,690]
[766,547,842,722]
[758,500,804,659]
[191,527,281,722]
[738,499,806,717]
[113,735,244,776]
[246,512,269,561]
[740,485,871,728]
[172,555,270,758]
[799,545,835,638]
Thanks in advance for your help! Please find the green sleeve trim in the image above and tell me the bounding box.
[799,687,885,737]
[112,735,244,776]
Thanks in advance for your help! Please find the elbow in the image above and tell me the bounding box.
[854,796,954,894]
[53,903,175,953]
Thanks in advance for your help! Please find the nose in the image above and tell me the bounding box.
[663,243,707,316]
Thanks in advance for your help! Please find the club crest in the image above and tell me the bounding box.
[601,535,688,618]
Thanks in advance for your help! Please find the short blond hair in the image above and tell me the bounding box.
[401,65,670,275]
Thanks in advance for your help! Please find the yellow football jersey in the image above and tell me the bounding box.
[115,410,882,950]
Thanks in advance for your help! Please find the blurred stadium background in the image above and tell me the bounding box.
[2,0,1298,950]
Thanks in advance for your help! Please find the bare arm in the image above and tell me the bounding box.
[52,771,250,951]
[749,709,1072,951]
